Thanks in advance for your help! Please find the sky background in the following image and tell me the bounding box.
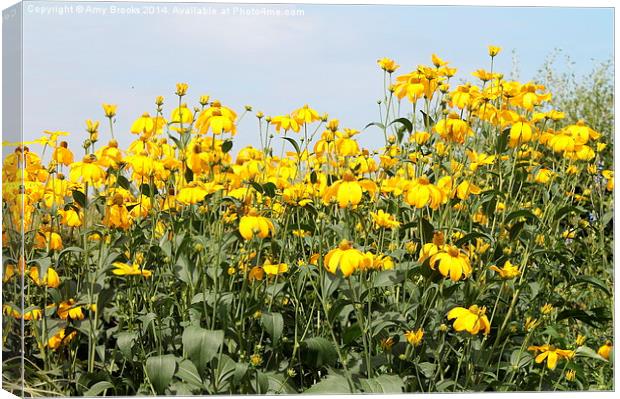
[12,1,615,153]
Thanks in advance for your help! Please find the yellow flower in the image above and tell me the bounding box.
[489,260,520,279]
[47,328,77,350]
[597,341,612,360]
[404,176,445,209]
[69,155,105,185]
[177,182,210,205]
[175,82,189,97]
[405,328,424,347]
[575,334,587,346]
[262,259,288,276]
[195,107,237,135]
[34,231,63,251]
[528,344,575,370]
[324,239,370,277]
[430,245,472,281]
[488,45,502,57]
[22,308,42,321]
[28,266,61,288]
[59,208,83,227]
[534,169,554,184]
[565,369,576,381]
[293,104,320,124]
[292,229,310,237]
[112,262,152,278]
[434,113,473,144]
[250,354,262,366]
[540,303,554,315]
[271,115,300,133]
[410,131,431,145]
[447,305,491,335]
[239,210,275,240]
[431,53,448,67]
[170,103,194,125]
[602,170,614,191]
[248,266,265,282]
[377,57,399,73]
[370,210,400,229]
[467,150,495,171]
[102,103,117,118]
[322,171,377,209]
[58,299,85,320]
[455,180,482,200]
[52,141,74,166]
[509,120,533,147]
[130,112,156,135]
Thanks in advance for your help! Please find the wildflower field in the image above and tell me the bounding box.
[1,47,614,395]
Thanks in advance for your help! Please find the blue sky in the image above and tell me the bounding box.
[15,1,614,153]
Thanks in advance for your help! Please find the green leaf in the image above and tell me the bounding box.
[303,374,351,394]
[554,205,585,222]
[575,346,608,362]
[83,381,115,396]
[260,312,284,344]
[72,190,86,207]
[421,218,434,244]
[574,276,611,296]
[496,128,510,154]
[455,231,491,247]
[372,269,405,288]
[510,350,533,369]
[364,122,385,131]
[250,181,264,194]
[509,221,525,240]
[233,362,249,385]
[116,331,136,360]
[557,309,610,327]
[146,355,177,394]
[221,140,233,153]
[417,362,437,379]
[262,182,277,198]
[389,118,413,134]
[116,175,131,190]
[505,209,538,224]
[262,371,297,394]
[182,326,224,371]
[175,359,203,388]
[359,374,405,393]
[282,137,301,155]
[140,183,158,197]
[301,337,338,368]
[184,165,194,183]
[420,110,435,129]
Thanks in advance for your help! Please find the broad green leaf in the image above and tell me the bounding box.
[83,381,115,396]
[575,346,608,362]
[260,312,284,344]
[282,137,301,155]
[72,190,86,207]
[301,337,338,368]
[389,117,413,134]
[364,121,385,131]
[182,326,224,371]
[221,140,233,153]
[146,354,177,394]
[372,269,405,288]
[303,374,352,394]
[116,331,136,359]
[359,374,405,393]
[574,276,611,296]
[175,359,203,388]
[417,362,437,379]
